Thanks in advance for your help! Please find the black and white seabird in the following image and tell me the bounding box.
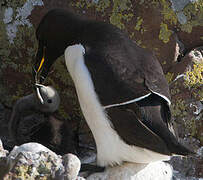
[33,9,193,167]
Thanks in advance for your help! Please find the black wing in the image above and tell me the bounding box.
[82,22,170,106]
[106,95,193,155]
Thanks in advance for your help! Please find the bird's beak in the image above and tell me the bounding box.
[35,83,45,104]
[33,55,46,84]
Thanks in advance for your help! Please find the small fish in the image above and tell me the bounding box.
[35,83,45,104]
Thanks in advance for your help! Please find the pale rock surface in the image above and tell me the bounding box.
[0,142,82,179]
[0,139,8,157]
[87,161,173,180]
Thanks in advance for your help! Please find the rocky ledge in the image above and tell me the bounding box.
[0,139,202,180]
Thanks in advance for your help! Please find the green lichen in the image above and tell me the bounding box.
[14,164,30,179]
[37,162,51,175]
[73,0,92,9]
[110,12,125,29]
[159,22,173,43]
[95,0,111,13]
[184,62,203,87]
[110,0,133,29]
[165,72,174,83]
[198,89,203,101]
[181,1,203,33]
[184,117,197,136]
[160,0,177,25]
[72,0,111,16]
[134,17,143,31]
[171,98,187,117]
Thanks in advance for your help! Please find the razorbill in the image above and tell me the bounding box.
[32,9,194,167]
[9,85,60,143]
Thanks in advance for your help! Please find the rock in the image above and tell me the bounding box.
[0,142,82,179]
[62,154,81,180]
[0,139,9,180]
[8,142,58,159]
[0,139,8,157]
[87,161,173,180]
[0,0,202,179]
[55,153,81,180]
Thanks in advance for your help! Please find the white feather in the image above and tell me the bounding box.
[64,44,170,166]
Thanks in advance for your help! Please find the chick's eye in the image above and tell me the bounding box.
[47,99,52,103]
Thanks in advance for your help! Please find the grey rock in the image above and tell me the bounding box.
[63,153,81,180]
[0,142,82,179]
[169,0,197,12]
[177,11,187,24]
[55,153,81,180]
[8,142,58,159]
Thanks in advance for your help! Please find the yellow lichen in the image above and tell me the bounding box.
[181,1,203,33]
[165,72,174,83]
[95,0,111,13]
[134,17,143,31]
[160,0,177,25]
[14,165,30,179]
[184,63,203,87]
[110,0,133,29]
[159,22,173,43]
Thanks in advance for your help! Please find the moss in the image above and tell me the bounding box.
[181,1,203,33]
[159,22,173,43]
[184,62,203,87]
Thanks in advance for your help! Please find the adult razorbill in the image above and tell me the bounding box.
[32,9,193,167]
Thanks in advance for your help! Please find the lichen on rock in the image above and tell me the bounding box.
[159,22,173,43]
[184,62,203,88]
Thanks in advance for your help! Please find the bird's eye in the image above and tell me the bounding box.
[47,99,52,103]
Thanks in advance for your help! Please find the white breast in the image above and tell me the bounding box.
[64,44,170,166]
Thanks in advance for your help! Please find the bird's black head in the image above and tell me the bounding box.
[33,9,84,83]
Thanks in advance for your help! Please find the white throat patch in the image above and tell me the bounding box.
[64,44,170,166]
